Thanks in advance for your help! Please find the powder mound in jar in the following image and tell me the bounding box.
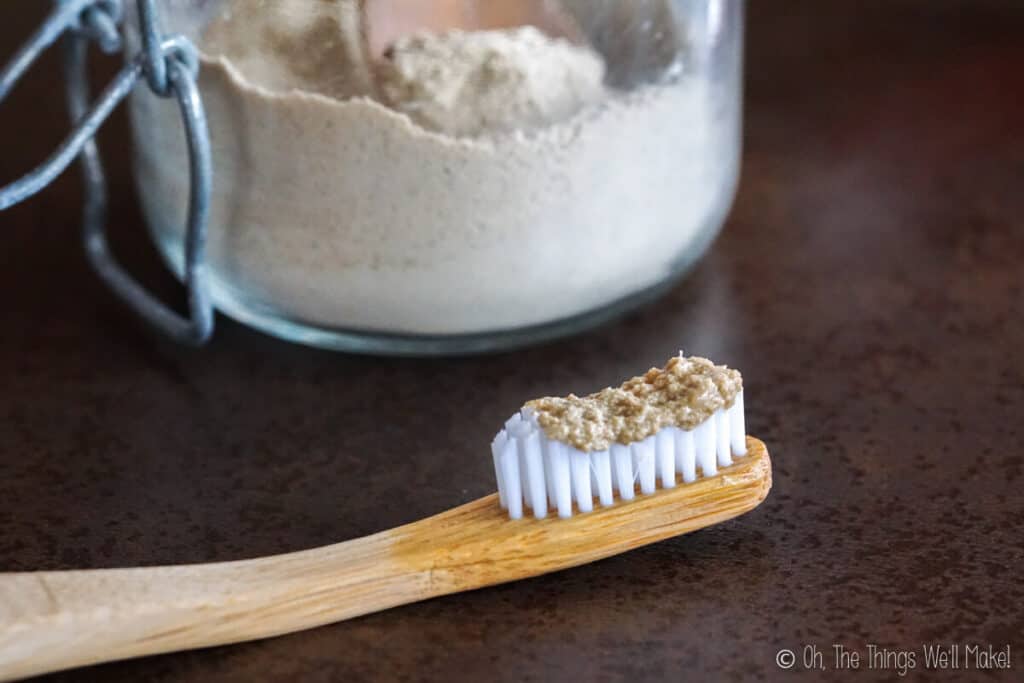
[376,26,607,137]
[202,0,371,99]
[525,355,743,452]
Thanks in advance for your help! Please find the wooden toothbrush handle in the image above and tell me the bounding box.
[0,529,432,681]
[0,440,771,681]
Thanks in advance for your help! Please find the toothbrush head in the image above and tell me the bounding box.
[492,354,754,519]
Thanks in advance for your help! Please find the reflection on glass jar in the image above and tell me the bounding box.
[126,0,744,354]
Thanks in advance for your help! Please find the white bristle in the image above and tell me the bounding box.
[522,432,547,518]
[634,436,657,495]
[504,413,522,432]
[730,391,747,455]
[542,439,557,505]
[592,449,615,507]
[696,419,717,476]
[549,442,572,518]
[499,438,523,520]
[656,428,676,488]
[492,432,509,509]
[716,408,732,467]
[571,450,593,513]
[517,445,530,511]
[491,396,748,519]
[676,428,697,483]
[612,444,634,501]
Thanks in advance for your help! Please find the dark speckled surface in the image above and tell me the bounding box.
[1,0,1023,681]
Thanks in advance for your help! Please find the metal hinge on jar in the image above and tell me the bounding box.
[0,0,214,346]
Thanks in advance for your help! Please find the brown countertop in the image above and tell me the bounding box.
[1,1,1022,680]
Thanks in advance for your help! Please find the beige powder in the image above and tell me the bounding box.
[526,354,743,452]
[130,1,739,336]
[201,0,371,99]
[377,27,606,137]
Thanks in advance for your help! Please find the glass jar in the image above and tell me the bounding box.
[124,0,743,354]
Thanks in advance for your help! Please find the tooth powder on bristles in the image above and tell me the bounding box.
[491,353,746,519]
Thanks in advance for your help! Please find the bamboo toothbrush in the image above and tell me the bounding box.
[0,355,770,681]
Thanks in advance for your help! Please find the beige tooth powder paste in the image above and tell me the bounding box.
[131,0,737,335]
[527,355,743,452]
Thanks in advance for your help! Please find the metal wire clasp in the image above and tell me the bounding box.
[0,0,214,346]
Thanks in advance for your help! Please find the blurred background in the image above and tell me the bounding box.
[0,1,1022,681]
